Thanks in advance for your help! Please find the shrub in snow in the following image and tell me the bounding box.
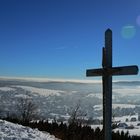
[138,115,140,121]
[117,123,128,129]
[130,117,137,122]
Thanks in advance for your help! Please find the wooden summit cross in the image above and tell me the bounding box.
[86,29,139,140]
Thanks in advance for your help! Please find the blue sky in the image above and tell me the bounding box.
[0,0,140,80]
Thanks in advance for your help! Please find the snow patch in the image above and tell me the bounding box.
[0,119,60,140]
[15,94,31,98]
[93,104,136,111]
[0,87,15,92]
[113,86,140,96]
[11,85,64,96]
[86,93,102,99]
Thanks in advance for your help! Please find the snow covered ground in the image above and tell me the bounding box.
[0,87,15,92]
[113,115,140,136]
[93,104,137,111]
[91,124,140,137]
[11,85,64,96]
[0,119,60,140]
[91,114,140,137]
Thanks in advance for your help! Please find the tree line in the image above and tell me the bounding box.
[2,117,140,140]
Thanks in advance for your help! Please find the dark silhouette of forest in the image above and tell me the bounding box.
[3,117,140,140]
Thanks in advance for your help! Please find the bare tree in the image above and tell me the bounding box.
[68,101,87,125]
[16,97,38,122]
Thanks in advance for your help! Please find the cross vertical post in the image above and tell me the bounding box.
[102,29,112,140]
[86,29,139,140]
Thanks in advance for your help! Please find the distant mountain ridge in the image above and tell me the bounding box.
[0,78,140,120]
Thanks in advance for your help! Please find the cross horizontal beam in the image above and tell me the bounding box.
[86,65,139,77]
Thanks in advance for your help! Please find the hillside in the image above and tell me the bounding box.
[0,119,59,140]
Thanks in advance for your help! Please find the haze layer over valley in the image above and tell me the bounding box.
[0,77,140,121]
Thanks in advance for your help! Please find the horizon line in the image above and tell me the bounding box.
[0,76,139,83]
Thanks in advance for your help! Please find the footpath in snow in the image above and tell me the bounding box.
[0,119,60,140]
